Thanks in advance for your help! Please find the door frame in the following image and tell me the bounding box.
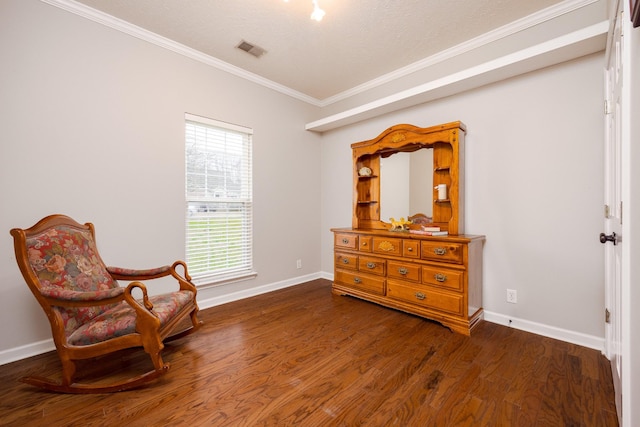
[605,0,634,425]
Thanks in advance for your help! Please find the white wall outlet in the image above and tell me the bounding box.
[506,289,517,304]
[296,259,302,269]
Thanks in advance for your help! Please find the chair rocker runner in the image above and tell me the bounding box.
[10,214,202,393]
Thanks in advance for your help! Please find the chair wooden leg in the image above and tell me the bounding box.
[190,309,202,329]
[21,366,169,394]
[21,344,172,394]
[60,356,76,386]
[147,350,168,372]
[20,340,173,394]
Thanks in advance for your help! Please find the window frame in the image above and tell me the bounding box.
[185,113,256,287]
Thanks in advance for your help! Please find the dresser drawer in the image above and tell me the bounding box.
[359,236,373,252]
[335,252,358,271]
[387,261,421,282]
[422,266,463,291]
[421,241,463,264]
[358,256,386,276]
[335,270,385,295]
[402,240,420,258]
[335,233,358,249]
[372,237,402,256]
[387,280,463,316]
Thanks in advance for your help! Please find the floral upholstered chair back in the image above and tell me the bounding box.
[25,225,120,337]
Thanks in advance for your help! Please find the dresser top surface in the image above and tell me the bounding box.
[331,227,485,243]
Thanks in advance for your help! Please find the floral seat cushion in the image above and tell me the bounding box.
[26,225,120,336]
[67,290,195,346]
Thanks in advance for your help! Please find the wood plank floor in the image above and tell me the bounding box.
[0,279,618,426]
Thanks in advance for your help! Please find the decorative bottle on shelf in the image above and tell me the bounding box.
[435,184,447,201]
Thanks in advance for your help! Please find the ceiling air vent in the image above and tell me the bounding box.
[236,40,266,58]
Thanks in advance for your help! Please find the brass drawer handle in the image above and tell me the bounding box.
[415,292,426,300]
[354,277,362,284]
[366,262,376,269]
[342,258,350,264]
[434,247,447,256]
[434,273,447,282]
[407,247,413,252]
[398,267,408,275]
[361,241,367,247]
[342,238,349,244]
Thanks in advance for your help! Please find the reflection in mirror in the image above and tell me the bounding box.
[380,149,433,223]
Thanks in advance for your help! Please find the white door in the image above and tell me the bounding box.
[603,0,623,420]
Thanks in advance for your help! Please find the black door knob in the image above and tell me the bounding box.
[600,232,617,245]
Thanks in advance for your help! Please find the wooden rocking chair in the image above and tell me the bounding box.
[10,214,202,393]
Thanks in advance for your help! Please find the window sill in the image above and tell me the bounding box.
[192,271,258,290]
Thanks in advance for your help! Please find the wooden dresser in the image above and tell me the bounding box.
[332,228,484,335]
[332,121,485,335]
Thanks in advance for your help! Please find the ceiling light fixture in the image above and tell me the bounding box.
[283,0,326,22]
[310,0,325,22]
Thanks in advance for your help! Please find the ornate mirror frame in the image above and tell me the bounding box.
[351,121,466,235]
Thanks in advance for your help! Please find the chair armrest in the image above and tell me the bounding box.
[109,262,196,296]
[123,282,160,322]
[110,262,196,294]
[40,286,125,302]
[107,266,171,280]
[169,261,197,293]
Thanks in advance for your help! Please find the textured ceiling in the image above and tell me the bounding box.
[73,0,564,100]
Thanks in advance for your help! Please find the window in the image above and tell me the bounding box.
[185,113,254,285]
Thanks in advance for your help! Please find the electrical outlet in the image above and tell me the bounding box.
[506,289,517,304]
[296,259,302,269]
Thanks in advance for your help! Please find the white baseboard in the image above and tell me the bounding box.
[197,272,323,310]
[0,338,55,366]
[319,271,333,281]
[0,274,604,366]
[483,310,605,352]
[322,271,604,352]
[0,273,324,367]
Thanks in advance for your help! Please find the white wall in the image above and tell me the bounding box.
[0,0,321,356]
[321,52,606,343]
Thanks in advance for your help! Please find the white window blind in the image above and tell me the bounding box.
[185,113,254,285]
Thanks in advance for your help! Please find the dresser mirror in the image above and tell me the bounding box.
[352,121,465,235]
[379,148,434,223]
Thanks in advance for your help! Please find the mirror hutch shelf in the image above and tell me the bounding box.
[331,121,485,335]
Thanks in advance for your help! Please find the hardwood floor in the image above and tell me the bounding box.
[0,279,618,426]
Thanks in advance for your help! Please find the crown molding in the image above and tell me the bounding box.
[39,0,321,105]
[41,0,600,108]
[319,0,600,107]
[306,21,608,132]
